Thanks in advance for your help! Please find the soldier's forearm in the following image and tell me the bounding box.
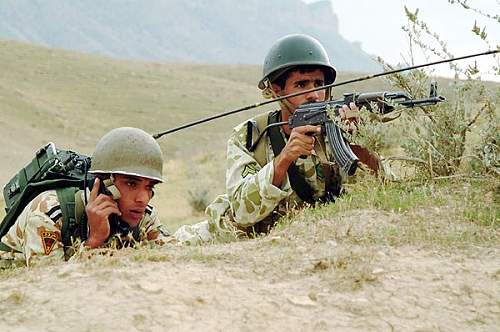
[272,154,291,187]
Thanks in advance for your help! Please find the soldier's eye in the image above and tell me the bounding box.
[314,80,324,87]
[126,181,137,188]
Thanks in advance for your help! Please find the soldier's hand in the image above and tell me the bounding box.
[338,102,360,134]
[281,125,321,163]
[272,125,320,187]
[84,178,121,248]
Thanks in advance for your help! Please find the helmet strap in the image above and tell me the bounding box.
[261,79,295,116]
[260,78,275,99]
[324,86,332,100]
[103,175,121,200]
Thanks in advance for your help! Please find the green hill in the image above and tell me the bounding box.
[0,40,268,226]
[1,40,495,228]
[0,42,390,164]
[0,41,497,332]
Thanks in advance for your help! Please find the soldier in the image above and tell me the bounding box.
[0,127,173,266]
[223,33,362,233]
[175,34,367,243]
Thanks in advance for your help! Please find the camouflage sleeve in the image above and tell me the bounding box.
[139,206,176,246]
[0,191,65,266]
[226,122,292,227]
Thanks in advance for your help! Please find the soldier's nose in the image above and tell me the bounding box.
[306,90,320,101]
[135,189,149,204]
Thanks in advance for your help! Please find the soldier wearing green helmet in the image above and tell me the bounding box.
[175,34,362,243]
[258,33,337,91]
[216,33,361,234]
[0,127,173,266]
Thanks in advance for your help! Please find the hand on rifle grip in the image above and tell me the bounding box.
[299,127,321,159]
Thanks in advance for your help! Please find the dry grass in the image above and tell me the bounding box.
[269,175,499,251]
[1,176,498,330]
[1,41,498,231]
[0,41,389,230]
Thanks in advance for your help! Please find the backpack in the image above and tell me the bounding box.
[0,142,91,252]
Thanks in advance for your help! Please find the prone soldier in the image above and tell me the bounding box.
[175,34,373,243]
[0,127,174,266]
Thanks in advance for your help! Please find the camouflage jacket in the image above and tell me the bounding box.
[0,190,173,266]
[206,110,343,234]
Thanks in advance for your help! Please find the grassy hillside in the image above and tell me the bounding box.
[0,42,498,331]
[0,40,497,228]
[0,40,394,227]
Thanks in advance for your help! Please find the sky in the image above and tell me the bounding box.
[304,0,499,81]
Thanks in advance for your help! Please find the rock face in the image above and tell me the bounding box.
[0,0,379,72]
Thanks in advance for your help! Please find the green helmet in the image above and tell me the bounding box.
[258,34,337,89]
[90,127,164,182]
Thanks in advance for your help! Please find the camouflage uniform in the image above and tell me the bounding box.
[174,34,393,243]
[225,113,342,229]
[174,110,343,243]
[0,190,173,266]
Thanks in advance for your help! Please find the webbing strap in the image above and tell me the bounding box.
[267,112,316,204]
[56,187,78,251]
[246,112,270,167]
[0,179,83,240]
[0,241,15,252]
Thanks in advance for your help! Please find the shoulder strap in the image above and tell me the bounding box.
[267,112,316,204]
[56,187,79,252]
[74,190,88,242]
[0,241,14,252]
[246,112,273,167]
[0,179,84,241]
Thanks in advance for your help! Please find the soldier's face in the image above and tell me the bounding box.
[113,174,158,226]
[272,69,326,113]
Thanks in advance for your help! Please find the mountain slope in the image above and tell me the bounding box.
[0,0,379,72]
[0,40,395,224]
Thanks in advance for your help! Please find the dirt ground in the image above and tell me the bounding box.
[0,211,498,332]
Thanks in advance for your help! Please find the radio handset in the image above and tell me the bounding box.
[99,177,132,237]
[101,178,121,200]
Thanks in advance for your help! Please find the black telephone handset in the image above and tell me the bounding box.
[98,177,132,238]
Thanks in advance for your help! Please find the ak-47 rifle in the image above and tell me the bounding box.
[152,50,497,175]
[248,82,445,176]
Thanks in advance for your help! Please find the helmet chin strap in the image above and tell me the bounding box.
[261,79,295,116]
[103,174,121,200]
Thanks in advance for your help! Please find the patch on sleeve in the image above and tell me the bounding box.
[242,164,259,178]
[37,226,61,255]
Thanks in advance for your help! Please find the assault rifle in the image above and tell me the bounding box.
[248,82,446,176]
[153,50,496,141]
